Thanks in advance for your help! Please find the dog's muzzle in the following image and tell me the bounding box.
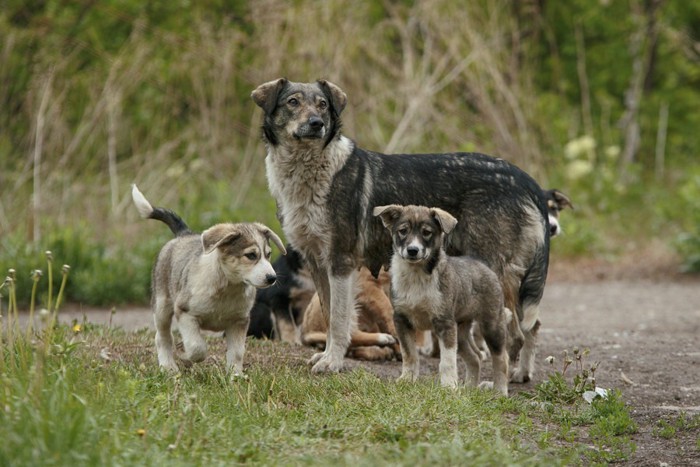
[401,245,425,263]
[294,116,325,139]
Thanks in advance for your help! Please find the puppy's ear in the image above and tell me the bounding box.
[202,225,242,254]
[430,207,458,235]
[373,205,403,229]
[255,224,287,255]
[550,189,574,210]
[317,80,347,116]
[251,78,288,115]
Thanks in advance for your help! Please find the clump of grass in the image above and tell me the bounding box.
[522,348,637,463]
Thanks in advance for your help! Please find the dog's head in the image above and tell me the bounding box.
[251,78,347,148]
[544,189,574,237]
[202,223,286,289]
[373,204,457,267]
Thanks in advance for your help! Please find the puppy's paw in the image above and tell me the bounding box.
[509,368,531,384]
[229,372,249,382]
[440,378,459,390]
[159,363,180,374]
[479,380,508,396]
[310,354,344,373]
[377,333,396,345]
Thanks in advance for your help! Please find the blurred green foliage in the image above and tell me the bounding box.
[1,0,699,305]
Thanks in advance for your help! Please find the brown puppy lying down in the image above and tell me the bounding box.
[301,267,400,361]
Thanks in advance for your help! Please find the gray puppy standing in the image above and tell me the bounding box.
[132,185,286,374]
[374,204,509,395]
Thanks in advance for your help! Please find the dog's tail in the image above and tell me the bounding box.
[131,184,192,237]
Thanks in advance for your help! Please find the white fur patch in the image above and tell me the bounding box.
[265,136,354,263]
[390,256,442,330]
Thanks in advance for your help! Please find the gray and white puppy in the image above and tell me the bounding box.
[132,184,286,374]
[374,204,509,395]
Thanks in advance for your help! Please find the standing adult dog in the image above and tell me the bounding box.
[252,78,550,380]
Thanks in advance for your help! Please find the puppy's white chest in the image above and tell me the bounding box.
[391,264,442,330]
[185,285,254,331]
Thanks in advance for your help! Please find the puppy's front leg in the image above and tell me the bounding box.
[433,318,459,389]
[177,313,207,364]
[225,321,248,376]
[310,271,356,374]
[154,296,178,372]
[394,312,419,382]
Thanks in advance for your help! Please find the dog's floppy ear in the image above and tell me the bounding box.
[549,189,574,210]
[317,80,347,116]
[201,225,242,255]
[251,78,288,115]
[373,205,403,229]
[430,207,458,235]
[255,224,287,255]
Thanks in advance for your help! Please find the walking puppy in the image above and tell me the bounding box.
[375,204,509,395]
[252,78,549,379]
[131,185,286,374]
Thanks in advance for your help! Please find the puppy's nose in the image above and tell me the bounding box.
[265,274,277,286]
[308,116,324,129]
[406,246,420,257]
[550,224,558,236]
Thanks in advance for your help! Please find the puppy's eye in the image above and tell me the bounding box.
[422,228,433,238]
[265,250,272,259]
[287,97,299,106]
[245,252,258,261]
[319,100,327,109]
[397,227,408,237]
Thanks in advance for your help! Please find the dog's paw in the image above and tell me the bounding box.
[377,333,396,346]
[310,354,344,373]
[229,372,249,382]
[308,351,326,366]
[509,368,532,384]
[478,380,508,396]
[397,371,418,383]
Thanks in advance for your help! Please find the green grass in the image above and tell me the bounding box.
[0,264,642,465]
[0,318,646,466]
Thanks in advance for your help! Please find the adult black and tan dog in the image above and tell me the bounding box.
[252,78,550,382]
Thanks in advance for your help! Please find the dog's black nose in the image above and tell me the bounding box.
[406,246,420,257]
[308,116,324,129]
[265,274,277,286]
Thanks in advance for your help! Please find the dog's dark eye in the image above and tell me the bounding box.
[245,252,258,261]
[422,229,433,238]
[287,97,299,106]
[265,250,272,259]
[397,227,408,237]
[318,100,327,109]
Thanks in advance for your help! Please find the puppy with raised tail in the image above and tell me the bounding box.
[132,184,286,375]
[375,204,509,395]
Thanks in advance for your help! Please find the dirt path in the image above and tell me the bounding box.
[53,278,700,465]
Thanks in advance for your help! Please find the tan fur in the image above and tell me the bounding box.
[301,268,398,360]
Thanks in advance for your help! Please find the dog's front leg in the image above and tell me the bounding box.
[310,271,356,374]
[225,321,248,376]
[433,318,459,389]
[177,313,208,364]
[394,312,419,382]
